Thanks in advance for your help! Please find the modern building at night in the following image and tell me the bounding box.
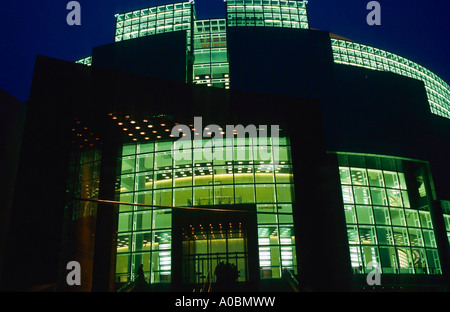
[2,0,450,292]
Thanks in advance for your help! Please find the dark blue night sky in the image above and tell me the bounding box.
[1,0,449,102]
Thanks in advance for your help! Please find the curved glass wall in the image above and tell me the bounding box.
[337,153,442,275]
[331,38,450,119]
[115,137,296,284]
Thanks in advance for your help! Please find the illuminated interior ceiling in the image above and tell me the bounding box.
[105,112,235,144]
[71,117,101,149]
[182,222,245,240]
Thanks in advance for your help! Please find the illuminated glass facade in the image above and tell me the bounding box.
[59,0,450,291]
[193,19,230,88]
[114,1,194,45]
[225,0,309,29]
[115,137,296,284]
[337,153,442,275]
[442,201,450,247]
[331,38,450,119]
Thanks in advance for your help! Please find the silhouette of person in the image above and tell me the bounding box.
[215,261,238,291]
[136,264,144,279]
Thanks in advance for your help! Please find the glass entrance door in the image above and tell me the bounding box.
[182,222,248,290]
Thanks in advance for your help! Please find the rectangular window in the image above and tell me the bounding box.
[276,184,294,203]
[356,206,374,224]
[379,246,397,273]
[134,211,152,231]
[256,184,276,203]
[174,187,192,206]
[136,172,153,191]
[376,226,394,245]
[235,184,255,204]
[344,205,357,224]
[194,186,213,206]
[214,185,234,205]
[152,209,171,229]
[353,186,371,205]
[137,154,154,172]
[155,152,173,170]
[359,226,377,245]
[373,206,390,225]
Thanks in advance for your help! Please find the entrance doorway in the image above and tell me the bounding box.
[182,222,248,290]
[171,204,259,291]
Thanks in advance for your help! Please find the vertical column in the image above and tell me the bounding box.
[420,164,450,284]
[91,128,121,292]
[288,119,352,291]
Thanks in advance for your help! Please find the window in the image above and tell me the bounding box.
[337,153,442,275]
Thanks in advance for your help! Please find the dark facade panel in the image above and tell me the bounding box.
[0,90,27,289]
[1,56,95,291]
[227,27,334,100]
[92,31,188,84]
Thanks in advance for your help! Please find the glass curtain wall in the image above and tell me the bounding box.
[331,38,450,119]
[114,1,194,45]
[115,136,297,284]
[193,19,230,89]
[226,0,309,29]
[337,153,442,275]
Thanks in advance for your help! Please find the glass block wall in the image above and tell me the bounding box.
[225,0,309,29]
[337,153,442,275]
[115,136,297,283]
[331,38,450,119]
[193,19,230,89]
